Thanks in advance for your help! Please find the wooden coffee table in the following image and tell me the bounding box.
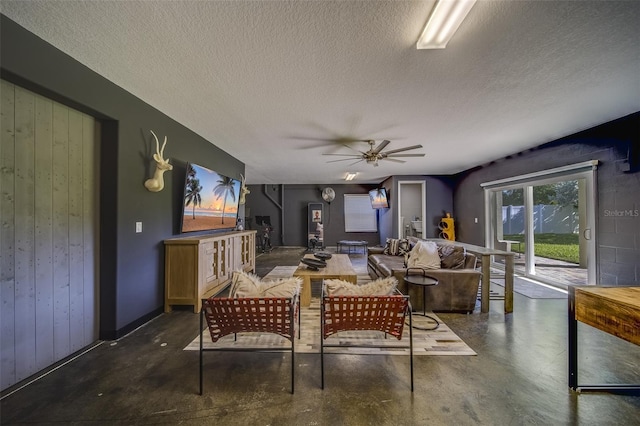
[294,254,357,307]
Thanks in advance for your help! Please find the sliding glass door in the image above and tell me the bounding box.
[484,163,597,289]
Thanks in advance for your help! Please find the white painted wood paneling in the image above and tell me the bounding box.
[82,116,99,343]
[68,109,84,353]
[13,86,37,382]
[0,81,98,391]
[1,80,17,388]
[52,101,71,360]
[34,94,55,371]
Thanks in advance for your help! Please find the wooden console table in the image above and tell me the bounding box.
[427,239,514,314]
[568,286,640,393]
[164,230,256,313]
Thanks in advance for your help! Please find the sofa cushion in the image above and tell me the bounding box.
[325,276,398,296]
[369,254,406,276]
[406,241,441,270]
[229,271,301,298]
[383,238,410,256]
[438,244,466,269]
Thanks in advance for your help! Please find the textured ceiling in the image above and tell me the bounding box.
[3,1,639,184]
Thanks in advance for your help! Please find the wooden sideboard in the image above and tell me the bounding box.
[164,230,256,313]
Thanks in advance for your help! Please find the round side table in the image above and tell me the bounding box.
[403,268,440,330]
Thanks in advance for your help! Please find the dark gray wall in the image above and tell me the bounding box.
[378,177,395,245]
[246,179,455,249]
[377,176,455,244]
[453,113,640,285]
[245,184,381,248]
[1,16,245,338]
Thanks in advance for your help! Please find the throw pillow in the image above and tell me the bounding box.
[406,240,441,270]
[324,277,398,296]
[229,271,301,298]
[438,244,466,269]
[383,238,410,256]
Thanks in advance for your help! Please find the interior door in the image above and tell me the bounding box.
[1,80,99,391]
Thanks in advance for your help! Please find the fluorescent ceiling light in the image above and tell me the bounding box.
[417,0,476,49]
[345,172,357,181]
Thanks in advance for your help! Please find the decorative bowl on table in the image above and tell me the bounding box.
[300,258,327,271]
[313,252,332,260]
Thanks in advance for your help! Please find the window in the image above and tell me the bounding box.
[344,194,377,232]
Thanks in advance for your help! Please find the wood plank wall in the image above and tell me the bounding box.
[0,80,99,391]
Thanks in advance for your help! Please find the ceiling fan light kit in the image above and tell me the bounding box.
[324,140,425,167]
[417,0,477,49]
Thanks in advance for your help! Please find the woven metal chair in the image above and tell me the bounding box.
[320,287,414,391]
[199,294,299,395]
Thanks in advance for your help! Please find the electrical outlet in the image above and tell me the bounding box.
[136,222,143,233]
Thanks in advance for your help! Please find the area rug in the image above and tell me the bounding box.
[490,276,567,299]
[184,266,476,356]
[184,301,475,356]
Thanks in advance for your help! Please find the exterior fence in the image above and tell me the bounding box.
[502,204,579,235]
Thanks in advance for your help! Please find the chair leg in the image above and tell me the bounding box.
[289,302,296,394]
[320,303,325,389]
[199,309,204,395]
[321,340,325,389]
[291,337,295,394]
[409,309,414,392]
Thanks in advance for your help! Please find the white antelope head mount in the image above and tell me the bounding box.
[144,130,173,192]
[239,174,250,205]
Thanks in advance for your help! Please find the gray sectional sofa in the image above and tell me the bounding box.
[367,237,481,313]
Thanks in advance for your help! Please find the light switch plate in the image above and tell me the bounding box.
[136,222,143,233]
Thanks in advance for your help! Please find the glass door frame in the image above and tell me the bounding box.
[482,161,599,286]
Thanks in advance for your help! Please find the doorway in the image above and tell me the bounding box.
[397,181,426,239]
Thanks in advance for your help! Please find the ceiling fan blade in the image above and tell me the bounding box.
[326,157,363,163]
[342,144,367,154]
[382,144,423,155]
[291,135,372,150]
[371,139,391,154]
[385,153,426,158]
[382,158,406,163]
[348,159,365,166]
[322,153,362,157]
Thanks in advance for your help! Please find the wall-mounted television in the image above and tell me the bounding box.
[369,188,389,209]
[180,163,241,233]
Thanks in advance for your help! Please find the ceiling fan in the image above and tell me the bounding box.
[323,140,424,167]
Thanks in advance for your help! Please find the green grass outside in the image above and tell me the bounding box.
[503,233,579,264]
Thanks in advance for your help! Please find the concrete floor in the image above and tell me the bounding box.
[1,247,639,425]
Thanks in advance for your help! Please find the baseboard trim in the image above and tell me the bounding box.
[100,307,164,340]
